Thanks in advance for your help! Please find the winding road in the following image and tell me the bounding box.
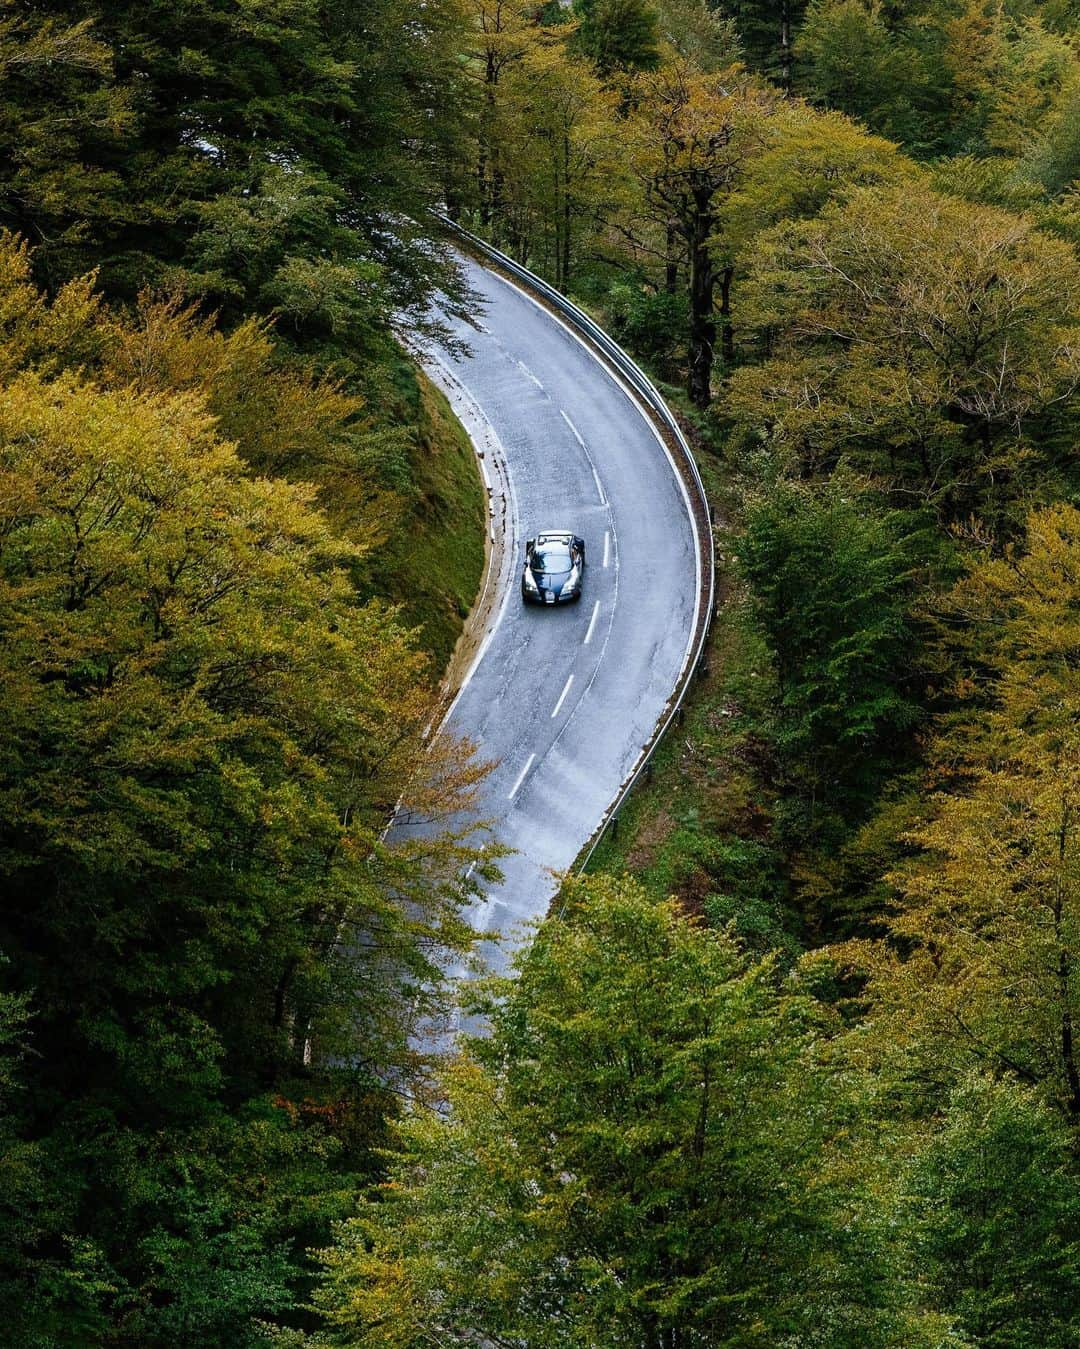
[408,253,701,979]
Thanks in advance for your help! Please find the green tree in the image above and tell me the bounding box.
[0,0,471,339]
[726,101,906,241]
[574,0,662,75]
[654,0,742,71]
[798,0,1076,160]
[796,0,914,137]
[500,42,624,284]
[901,1073,1080,1348]
[0,238,488,1341]
[459,0,561,236]
[738,479,924,852]
[727,0,810,85]
[839,504,1080,1115]
[309,874,907,1347]
[0,4,131,288]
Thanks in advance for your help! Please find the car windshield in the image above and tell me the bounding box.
[532,544,572,574]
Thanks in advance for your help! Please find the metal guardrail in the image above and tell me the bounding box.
[436,216,715,873]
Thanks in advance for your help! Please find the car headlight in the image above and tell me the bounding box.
[523,569,539,590]
[565,566,580,587]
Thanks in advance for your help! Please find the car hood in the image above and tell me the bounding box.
[530,565,572,593]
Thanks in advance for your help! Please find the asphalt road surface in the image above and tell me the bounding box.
[409,255,700,981]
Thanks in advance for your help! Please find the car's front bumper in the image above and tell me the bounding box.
[523,585,580,604]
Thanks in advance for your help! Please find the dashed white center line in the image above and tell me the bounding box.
[551,674,574,719]
[507,753,536,800]
[560,409,606,505]
[583,600,600,645]
[602,531,610,567]
[560,408,586,447]
[464,842,488,881]
[518,359,544,391]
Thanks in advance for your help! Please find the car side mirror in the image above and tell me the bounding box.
[525,538,535,555]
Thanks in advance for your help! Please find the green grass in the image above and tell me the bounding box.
[371,369,487,675]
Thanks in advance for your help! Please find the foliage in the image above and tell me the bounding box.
[797,0,1079,160]
[628,62,780,402]
[738,479,925,855]
[0,235,488,1341]
[724,0,810,84]
[728,182,1080,526]
[574,0,663,74]
[605,280,687,371]
[8,0,1080,1340]
[900,1073,1080,1348]
[838,503,1080,1112]
[654,0,742,71]
[309,875,904,1347]
[0,0,472,341]
[499,41,625,286]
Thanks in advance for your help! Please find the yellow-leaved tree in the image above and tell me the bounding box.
[837,504,1080,1116]
[0,232,490,1123]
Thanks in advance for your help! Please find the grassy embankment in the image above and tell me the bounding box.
[365,361,487,676]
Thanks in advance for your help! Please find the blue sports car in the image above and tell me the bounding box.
[520,530,586,605]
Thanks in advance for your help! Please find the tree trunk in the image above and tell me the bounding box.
[273,956,298,1034]
[687,199,716,408]
[665,222,679,294]
[477,143,490,227]
[490,164,505,247]
[719,264,734,367]
[1055,801,1080,1114]
[552,158,563,289]
[479,55,497,228]
[562,133,572,291]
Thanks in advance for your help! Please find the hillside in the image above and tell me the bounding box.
[2,0,1080,1344]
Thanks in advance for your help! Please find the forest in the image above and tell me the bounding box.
[1,0,1079,1344]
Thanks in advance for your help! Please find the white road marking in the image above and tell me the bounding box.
[560,408,584,445]
[508,753,536,800]
[517,358,544,391]
[603,531,610,567]
[463,842,487,882]
[583,600,600,645]
[551,674,574,719]
[559,409,606,505]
